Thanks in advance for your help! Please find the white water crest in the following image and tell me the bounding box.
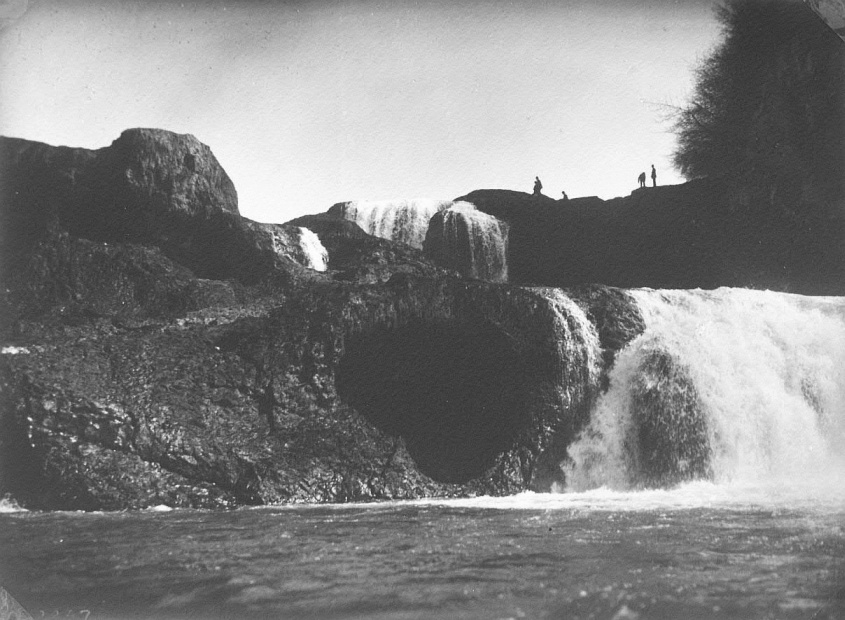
[564,288,845,498]
[334,198,452,249]
[295,227,328,272]
[423,202,509,282]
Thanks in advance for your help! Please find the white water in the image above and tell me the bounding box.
[259,224,329,272]
[564,288,845,501]
[295,226,328,272]
[423,202,509,282]
[534,288,603,408]
[334,198,452,249]
[0,346,29,355]
[0,494,27,513]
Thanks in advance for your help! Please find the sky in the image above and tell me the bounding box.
[0,0,723,223]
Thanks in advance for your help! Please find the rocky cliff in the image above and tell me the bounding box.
[0,130,643,510]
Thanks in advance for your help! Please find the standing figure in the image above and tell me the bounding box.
[561,190,569,201]
[638,172,646,188]
[651,164,657,187]
[533,176,543,196]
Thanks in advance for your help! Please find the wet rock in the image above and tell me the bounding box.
[423,204,509,282]
[629,349,711,487]
[566,284,646,379]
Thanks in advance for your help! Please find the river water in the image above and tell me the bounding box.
[2,287,844,619]
[1,487,843,620]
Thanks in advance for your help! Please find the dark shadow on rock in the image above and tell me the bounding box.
[336,319,528,483]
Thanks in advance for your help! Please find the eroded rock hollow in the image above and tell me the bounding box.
[337,319,528,483]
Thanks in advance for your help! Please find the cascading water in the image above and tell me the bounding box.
[330,199,453,249]
[423,202,509,282]
[534,288,603,408]
[258,224,329,272]
[564,287,845,496]
[295,226,328,272]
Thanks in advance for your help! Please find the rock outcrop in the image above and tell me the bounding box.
[458,183,845,295]
[629,349,711,487]
[0,129,644,510]
[0,129,314,287]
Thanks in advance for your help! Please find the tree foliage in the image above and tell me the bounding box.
[673,0,845,205]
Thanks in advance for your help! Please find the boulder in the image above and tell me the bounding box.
[423,203,509,282]
[0,130,313,286]
[629,349,711,487]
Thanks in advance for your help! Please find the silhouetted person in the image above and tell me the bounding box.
[561,190,569,200]
[533,176,543,196]
[651,164,657,187]
[638,172,646,188]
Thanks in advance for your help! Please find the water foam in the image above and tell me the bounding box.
[564,288,845,497]
[0,494,27,513]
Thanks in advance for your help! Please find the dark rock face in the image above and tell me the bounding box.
[0,130,309,286]
[628,349,711,487]
[0,276,638,509]
[104,127,239,216]
[337,320,525,482]
[0,138,97,263]
[566,284,647,384]
[1,232,239,328]
[458,182,845,295]
[74,128,239,249]
[0,129,647,510]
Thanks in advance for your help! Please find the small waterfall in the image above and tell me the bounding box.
[295,227,328,272]
[260,224,328,272]
[330,199,452,249]
[564,288,845,493]
[423,202,509,282]
[534,288,603,403]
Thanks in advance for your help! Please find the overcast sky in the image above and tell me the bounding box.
[0,0,722,223]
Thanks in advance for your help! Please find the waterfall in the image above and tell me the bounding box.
[261,224,328,272]
[534,288,603,404]
[423,202,509,282]
[295,227,328,272]
[330,199,452,249]
[564,288,845,493]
